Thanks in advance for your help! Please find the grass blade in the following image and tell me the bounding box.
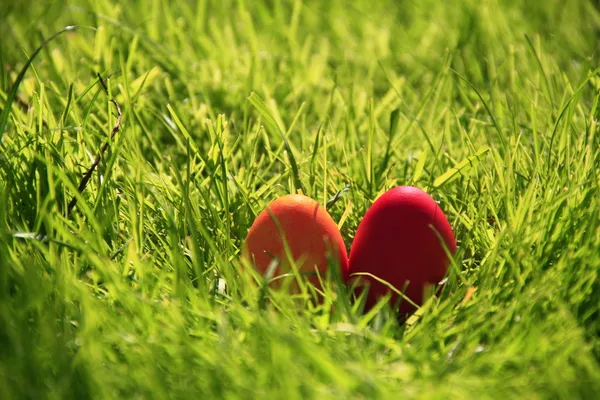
[0,25,77,139]
[248,92,304,193]
[433,146,489,188]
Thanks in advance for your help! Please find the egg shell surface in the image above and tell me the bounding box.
[348,186,456,313]
[242,194,349,288]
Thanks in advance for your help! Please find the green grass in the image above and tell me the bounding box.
[1,0,600,398]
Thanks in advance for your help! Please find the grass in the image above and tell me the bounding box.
[1,0,600,398]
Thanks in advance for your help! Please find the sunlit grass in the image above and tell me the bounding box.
[1,0,599,398]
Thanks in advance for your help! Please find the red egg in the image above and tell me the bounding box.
[242,194,349,289]
[348,186,456,313]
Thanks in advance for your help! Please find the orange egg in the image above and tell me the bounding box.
[242,194,349,289]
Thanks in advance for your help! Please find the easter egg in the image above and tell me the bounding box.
[242,194,349,288]
[348,186,456,313]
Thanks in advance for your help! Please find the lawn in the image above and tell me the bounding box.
[1,0,600,398]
